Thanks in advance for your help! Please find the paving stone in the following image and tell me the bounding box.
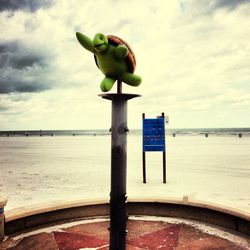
[126,245,145,250]
[1,219,249,249]
[177,224,248,250]
[128,225,180,249]
[0,238,22,250]
[99,244,148,249]
[7,233,58,250]
[53,231,108,250]
[127,219,169,239]
[63,220,109,240]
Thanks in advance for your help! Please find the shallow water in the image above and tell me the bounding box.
[0,134,250,211]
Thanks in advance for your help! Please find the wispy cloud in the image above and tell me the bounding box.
[0,0,250,129]
[188,0,250,15]
[206,0,249,11]
[0,0,54,12]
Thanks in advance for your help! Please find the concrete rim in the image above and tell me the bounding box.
[4,197,250,237]
[5,196,250,223]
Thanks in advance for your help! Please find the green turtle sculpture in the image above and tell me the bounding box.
[76,32,142,92]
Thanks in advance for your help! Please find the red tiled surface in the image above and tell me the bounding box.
[128,225,180,249]
[176,224,246,250]
[63,221,109,240]
[127,220,168,239]
[0,219,249,250]
[0,232,58,250]
[53,231,108,250]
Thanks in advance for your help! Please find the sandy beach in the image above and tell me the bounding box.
[0,133,250,213]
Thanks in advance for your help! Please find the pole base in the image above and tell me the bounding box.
[99,93,141,101]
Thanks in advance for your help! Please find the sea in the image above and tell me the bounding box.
[0,128,250,212]
[1,127,250,137]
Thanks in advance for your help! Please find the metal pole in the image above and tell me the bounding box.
[142,113,146,183]
[117,80,122,94]
[163,151,166,183]
[110,96,127,250]
[100,93,140,250]
[161,112,166,183]
[143,151,146,183]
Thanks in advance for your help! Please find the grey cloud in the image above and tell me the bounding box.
[0,105,8,112]
[0,41,52,94]
[191,0,250,15]
[0,76,50,94]
[212,0,249,11]
[0,42,47,69]
[115,19,132,29]
[24,17,39,31]
[11,54,44,69]
[0,0,54,12]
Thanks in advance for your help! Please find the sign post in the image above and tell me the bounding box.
[142,113,166,183]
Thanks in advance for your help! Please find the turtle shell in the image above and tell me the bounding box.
[94,35,136,73]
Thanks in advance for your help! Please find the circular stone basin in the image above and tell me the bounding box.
[1,216,249,249]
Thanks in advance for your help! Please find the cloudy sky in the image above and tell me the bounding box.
[0,0,250,130]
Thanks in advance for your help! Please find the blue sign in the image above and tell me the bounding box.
[143,118,165,152]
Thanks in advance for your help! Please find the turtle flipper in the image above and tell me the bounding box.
[114,45,128,59]
[120,73,141,87]
[76,32,95,53]
[100,77,116,92]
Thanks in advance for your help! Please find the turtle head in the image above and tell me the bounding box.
[93,33,108,52]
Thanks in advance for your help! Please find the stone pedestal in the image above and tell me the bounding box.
[0,196,7,242]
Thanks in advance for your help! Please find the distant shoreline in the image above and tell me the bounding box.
[0,128,250,137]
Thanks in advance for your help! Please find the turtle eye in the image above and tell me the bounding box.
[100,36,103,40]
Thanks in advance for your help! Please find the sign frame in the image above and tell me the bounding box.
[142,113,166,183]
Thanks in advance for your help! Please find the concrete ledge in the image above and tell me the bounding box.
[128,196,250,221]
[128,202,250,236]
[4,197,250,237]
[5,198,109,235]
[0,195,8,242]
[0,196,7,209]
[5,198,108,222]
